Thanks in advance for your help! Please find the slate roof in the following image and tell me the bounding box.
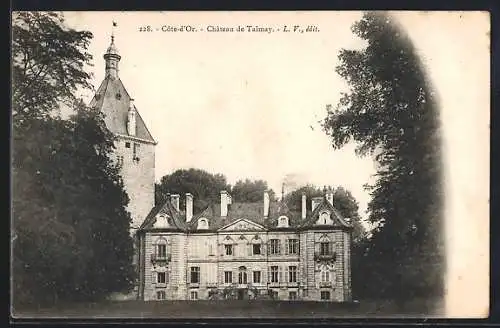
[89,78,156,144]
[138,194,353,233]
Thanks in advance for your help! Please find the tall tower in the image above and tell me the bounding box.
[90,27,156,236]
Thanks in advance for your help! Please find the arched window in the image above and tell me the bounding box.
[318,211,331,225]
[154,238,168,259]
[154,213,170,228]
[238,266,248,284]
[277,216,289,228]
[197,218,209,230]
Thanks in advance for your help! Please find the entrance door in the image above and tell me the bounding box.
[237,289,245,300]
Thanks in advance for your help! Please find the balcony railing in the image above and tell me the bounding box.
[151,253,171,263]
[314,252,337,261]
[319,281,333,288]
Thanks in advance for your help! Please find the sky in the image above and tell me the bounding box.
[63,11,377,224]
[61,12,490,315]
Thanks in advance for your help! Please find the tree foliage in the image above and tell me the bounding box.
[323,12,444,300]
[155,168,232,213]
[285,185,366,244]
[12,12,93,124]
[12,12,134,307]
[231,179,276,203]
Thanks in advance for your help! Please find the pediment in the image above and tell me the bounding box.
[218,218,266,232]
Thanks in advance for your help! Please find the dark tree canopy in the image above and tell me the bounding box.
[323,12,444,300]
[12,12,134,307]
[12,12,93,125]
[285,185,366,244]
[231,179,276,203]
[155,168,232,214]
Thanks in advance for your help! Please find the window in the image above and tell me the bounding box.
[190,267,200,283]
[133,143,140,160]
[288,239,299,255]
[270,266,279,283]
[252,243,261,255]
[224,271,233,284]
[289,291,297,300]
[157,244,167,258]
[190,291,198,300]
[238,271,248,284]
[321,269,330,283]
[208,244,214,256]
[321,291,331,300]
[320,242,332,255]
[225,244,233,256]
[157,272,166,284]
[117,155,124,166]
[197,218,208,230]
[320,212,330,224]
[125,142,131,148]
[157,290,166,300]
[277,216,289,228]
[253,271,261,283]
[288,266,297,283]
[270,239,280,255]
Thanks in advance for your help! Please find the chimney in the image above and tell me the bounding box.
[263,191,270,218]
[127,99,136,136]
[171,194,180,211]
[220,190,229,217]
[311,196,323,211]
[326,187,334,206]
[185,193,193,222]
[301,193,307,219]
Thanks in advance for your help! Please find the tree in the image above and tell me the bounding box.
[322,12,444,300]
[155,168,232,213]
[12,12,134,307]
[231,179,276,203]
[12,12,93,125]
[285,185,366,244]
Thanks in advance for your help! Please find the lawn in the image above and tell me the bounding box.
[13,298,445,319]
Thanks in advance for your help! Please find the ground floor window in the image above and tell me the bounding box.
[190,291,198,300]
[224,271,233,284]
[320,291,331,300]
[253,271,261,283]
[157,290,166,300]
[289,291,297,300]
[269,289,279,300]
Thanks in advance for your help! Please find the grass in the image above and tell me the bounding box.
[13,298,445,319]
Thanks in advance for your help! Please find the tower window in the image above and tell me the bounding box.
[125,142,131,148]
[116,92,121,100]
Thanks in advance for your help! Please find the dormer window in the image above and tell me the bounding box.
[277,216,289,228]
[197,218,209,230]
[317,211,333,225]
[115,92,121,100]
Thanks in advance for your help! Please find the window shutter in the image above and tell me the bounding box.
[248,243,252,256]
[267,242,270,256]
[278,241,281,255]
[285,266,289,283]
[267,267,270,282]
[284,240,289,255]
[297,239,300,255]
[278,267,283,283]
[314,242,320,254]
[152,272,157,284]
[329,242,334,255]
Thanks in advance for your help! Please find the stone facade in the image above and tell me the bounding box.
[136,191,353,302]
[92,33,353,303]
[90,34,157,236]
